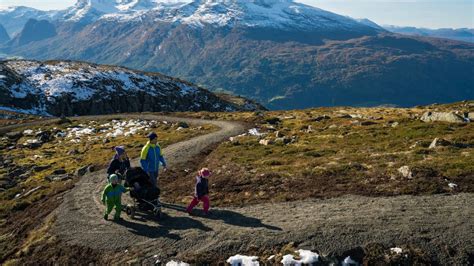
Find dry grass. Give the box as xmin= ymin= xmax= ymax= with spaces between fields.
xmin=168 ymin=101 xmax=474 ymax=206
xmin=0 ymin=117 xmax=217 ymax=216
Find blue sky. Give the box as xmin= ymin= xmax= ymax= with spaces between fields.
xmin=0 ymin=0 xmax=472 ymax=28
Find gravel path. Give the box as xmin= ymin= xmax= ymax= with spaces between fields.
xmin=11 ymin=114 xmax=471 ymax=264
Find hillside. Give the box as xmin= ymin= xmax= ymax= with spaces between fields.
xmin=3 ymin=1 xmax=472 ymax=109
xmin=0 ymin=60 xmax=264 ymax=116
xmin=0 ymin=102 xmax=472 ymax=265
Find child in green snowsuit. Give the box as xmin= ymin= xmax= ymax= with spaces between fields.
xmin=102 ymin=174 xmax=128 ymax=221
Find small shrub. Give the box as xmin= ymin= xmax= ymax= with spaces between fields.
xmin=263 ymin=160 xmax=283 ymax=166
xmin=304 ymin=151 xmax=322 ymax=157
xmin=265 ymin=117 xmax=281 ymax=125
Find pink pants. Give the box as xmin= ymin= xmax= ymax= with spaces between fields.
xmin=186 ymin=195 xmax=210 ymax=214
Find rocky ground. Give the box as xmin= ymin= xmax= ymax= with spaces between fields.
xmin=0 ymin=102 xmax=473 ymax=265
xmin=0 ymin=114 xmax=216 ymax=262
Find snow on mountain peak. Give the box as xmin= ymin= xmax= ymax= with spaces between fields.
xmin=164 ymin=0 xmax=368 ymax=30
xmin=2 ymin=0 xmax=376 ymax=31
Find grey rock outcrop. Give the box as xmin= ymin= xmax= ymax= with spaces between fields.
xmin=420 ymin=112 xmax=466 ymax=123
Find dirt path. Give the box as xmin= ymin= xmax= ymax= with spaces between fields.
xmin=26 ymin=114 xmax=472 ymax=264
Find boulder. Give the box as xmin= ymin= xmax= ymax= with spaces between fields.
xmin=264 ymin=125 xmax=277 ymax=132
xmin=337 ymin=114 xmax=352 ymax=119
xmin=360 ymin=121 xmax=377 ymax=126
xmin=87 ymin=165 xmax=95 ymax=173
xmin=468 ymin=113 xmax=474 ymax=121
xmin=45 ymin=174 xmax=72 ymax=182
xmin=36 ymin=131 xmax=52 ymax=143
xmin=53 ymin=169 xmax=67 ymax=175
xmin=420 ymin=111 xmax=466 ymax=123
xmin=32 ymin=165 xmax=51 ymax=172
xmin=275 ymin=137 xmax=291 ymax=145
xmin=75 ymin=166 xmax=89 ymax=177
xmin=67 ymin=149 xmax=80 ymax=155
xmin=177 ymin=121 xmax=189 ymax=128
xmin=310 ymin=115 xmax=331 ymax=122
xmin=265 ymin=117 xmax=281 ymax=125
xmin=5 ymin=131 xmax=23 ymax=141
xmin=259 ymin=139 xmax=272 ymax=146
xmin=429 ymin=138 xmax=451 ymax=149
xmin=23 ymin=139 xmax=42 ymax=149
xmin=0 ymin=178 xmax=16 ymax=189
xmin=398 ymin=166 xmax=413 ymax=179
xmin=275 ymin=131 xmax=285 ymax=138
xmin=18 ymin=173 xmax=30 ymax=180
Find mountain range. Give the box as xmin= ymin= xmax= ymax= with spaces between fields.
xmin=1 ymin=0 xmax=473 ymax=109
xmin=384 ymin=26 xmax=474 ymax=43
xmin=0 ymin=59 xmax=263 ymax=116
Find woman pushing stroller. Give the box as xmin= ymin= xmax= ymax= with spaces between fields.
xmin=107 ymin=146 xmax=131 ymax=179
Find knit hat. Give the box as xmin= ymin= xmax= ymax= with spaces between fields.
xmin=148 ymin=132 xmax=158 ymax=140
xmin=199 ymin=168 xmax=211 ymax=177
xmin=109 ymin=174 xmax=119 ymax=183
xmin=114 ymin=146 xmax=125 ymax=156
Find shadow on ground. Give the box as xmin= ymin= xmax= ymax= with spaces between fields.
xmin=162 ymin=202 xmax=282 ymax=231
xmin=117 ymin=211 xmax=213 ymax=240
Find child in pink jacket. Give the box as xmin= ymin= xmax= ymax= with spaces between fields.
xmin=186 ymin=168 xmax=211 ymax=215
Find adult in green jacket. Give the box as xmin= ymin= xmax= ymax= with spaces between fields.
xmin=102 ymin=174 xmax=129 ymax=221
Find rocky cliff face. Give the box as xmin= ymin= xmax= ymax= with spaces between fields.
xmin=0 ymin=60 xmax=264 ymax=116
xmin=10 ymin=19 xmax=57 ymax=46
xmin=0 ymin=24 xmax=9 ymax=44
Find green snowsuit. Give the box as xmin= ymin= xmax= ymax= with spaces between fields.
xmin=101 ymin=183 xmax=128 ymax=220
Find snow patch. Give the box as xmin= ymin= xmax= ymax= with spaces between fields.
xmin=281 ymin=249 xmax=319 ymax=265
xmin=248 ymin=128 xmax=263 ymax=136
xmin=227 ymin=254 xmax=260 ymax=266
xmin=342 ymin=256 xmax=358 ymax=266
xmin=390 ymin=247 xmax=403 ymax=254
xmin=165 ymin=261 xmax=189 ymax=266
xmin=23 ymin=129 xmax=34 ymax=136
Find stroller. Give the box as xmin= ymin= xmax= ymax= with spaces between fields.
xmin=122 ymin=167 xmax=162 ymax=219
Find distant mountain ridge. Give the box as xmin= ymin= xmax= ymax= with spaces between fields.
xmin=0 ymin=60 xmax=264 ymax=116
xmin=1 ymin=1 xmax=473 ymax=109
xmin=384 ymin=25 xmax=474 ymax=43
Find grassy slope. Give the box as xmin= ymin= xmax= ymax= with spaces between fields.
xmin=168 ymin=101 xmax=473 ymax=206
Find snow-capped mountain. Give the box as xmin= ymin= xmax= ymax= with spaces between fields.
xmin=1 ymin=0 xmax=378 ymax=31
xmin=147 ymin=0 xmax=373 ymax=30
xmin=1 ymin=0 xmax=473 ymax=109
xmin=0 ymin=60 xmax=263 ymax=116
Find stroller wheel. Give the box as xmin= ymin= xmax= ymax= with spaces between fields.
xmin=125 ymin=205 xmax=135 ymax=218
xmin=153 ymin=209 xmax=161 ymax=219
